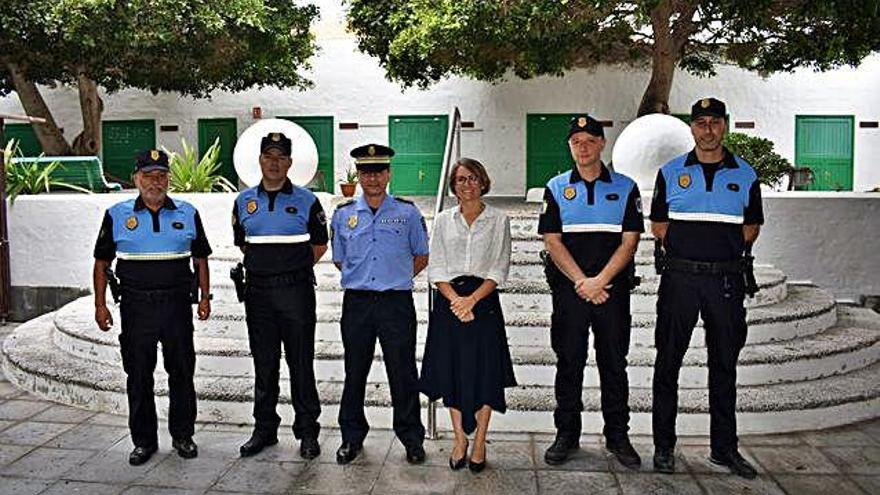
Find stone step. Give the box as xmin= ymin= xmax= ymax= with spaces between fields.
xmin=50 ymin=297 xmax=877 ymax=388
xmin=203 ymin=284 xmax=837 ymax=337
xmin=4 ymin=315 xmax=879 ymax=434
xmin=202 ymin=261 xmax=788 ymax=309
xmin=60 ymin=285 xmax=834 ymax=354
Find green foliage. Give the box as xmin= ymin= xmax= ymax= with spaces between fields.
xmin=339 ymin=165 xmax=358 ymax=185
xmin=723 ymin=133 xmax=793 ymax=187
xmin=345 ymin=0 xmax=880 ymax=88
xmin=164 ymin=138 xmax=237 ymax=193
xmin=0 ymin=0 xmax=320 ymax=97
xmin=3 ymin=139 xmax=91 ymax=202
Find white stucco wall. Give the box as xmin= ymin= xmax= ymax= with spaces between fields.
xmin=1 ymin=0 xmax=879 ymax=194
xmin=6 ymin=193 xmax=879 ymax=299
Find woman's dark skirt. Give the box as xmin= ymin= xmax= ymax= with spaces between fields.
xmin=419 ymin=276 xmax=517 ymax=435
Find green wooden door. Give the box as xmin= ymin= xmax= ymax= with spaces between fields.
xmin=2 ymin=123 xmax=42 ymax=156
xmin=388 ymin=115 xmax=448 ymax=195
xmin=198 ymin=118 xmax=238 ymax=183
xmin=102 ymin=119 xmax=155 ymax=185
xmin=282 ymin=116 xmax=334 ymax=192
xmin=795 ymin=116 xmax=854 ymax=191
xmin=526 ymin=114 xmax=578 ymax=189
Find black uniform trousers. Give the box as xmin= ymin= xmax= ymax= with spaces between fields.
xmin=118 ymin=287 xmax=196 ymax=449
xmin=244 ymin=278 xmax=321 ymax=440
xmin=339 ymin=290 xmax=425 ymax=447
xmin=550 ymin=282 xmax=632 ymax=442
xmin=652 ymin=270 xmax=748 ymax=454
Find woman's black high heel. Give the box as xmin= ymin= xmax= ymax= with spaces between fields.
xmin=468 ymin=442 xmax=486 ymax=473
xmin=468 ymin=456 xmax=486 ymax=473
xmin=449 ymin=439 xmax=468 ymax=471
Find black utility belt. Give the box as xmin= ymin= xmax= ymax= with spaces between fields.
xmin=120 ymin=285 xmax=190 ymax=298
xmin=345 ymin=289 xmax=412 ymax=297
xmin=247 ymin=269 xmax=314 ymax=287
xmin=664 ymin=257 xmax=745 ymax=275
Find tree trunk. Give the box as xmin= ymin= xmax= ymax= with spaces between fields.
xmin=71 ymin=71 xmax=103 ymax=156
xmin=6 ymin=63 xmax=73 ymax=155
xmin=636 ymin=3 xmax=676 ymax=117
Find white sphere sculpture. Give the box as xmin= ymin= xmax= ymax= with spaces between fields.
xmin=233 ymin=118 xmax=319 ymax=187
xmin=612 ymin=114 xmax=693 ymax=192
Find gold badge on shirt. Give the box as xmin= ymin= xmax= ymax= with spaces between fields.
xmin=125 ymin=216 xmax=138 ymax=230
xmin=563 ymin=186 xmax=577 ymax=200
xmin=246 ymin=199 xmax=258 ymax=214
xmin=348 ymin=214 xmax=359 ymax=229
xmin=678 ymin=173 xmax=692 ymax=189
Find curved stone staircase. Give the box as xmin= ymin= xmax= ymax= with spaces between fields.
xmin=3 ymin=206 xmax=879 ymax=434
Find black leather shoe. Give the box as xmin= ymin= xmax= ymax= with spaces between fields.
xmin=336 ymin=442 xmax=362 ymax=465
xmin=300 ymin=436 xmax=321 ymax=460
xmin=544 ymin=436 xmax=579 ymax=465
xmin=449 ymin=439 xmax=468 ymax=471
xmin=710 ymin=450 xmax=758 ymax=479
xmin=172 ymin=437 xmax=198 ymax=459
xmin=405 ymin=442 xmax=426 ymax=465
xmin=653 ymin=447 xmax=675 ymax=474
xmin=606 ymin=437 xmax=641 ymax=469
xmin=239 ymin=432 xmax=278 ymax=457
xmin=128 ymin=445 xmax=158 ymax=466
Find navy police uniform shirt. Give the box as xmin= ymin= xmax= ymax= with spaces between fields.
xmin=94 ymin=196 xmax=212 ymax=290
xmin=331 ymin=194 xmax=429 ymax=291
xmin=538 ymin=164 xmax=644 ymax=280
xmin=232 ymin=179 xmax=328 ymax=276
xmin=650 ymin=148 xmax=764 ymax=262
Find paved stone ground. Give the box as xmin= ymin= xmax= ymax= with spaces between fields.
xmin=1 ymin=324 xmax=879 ymax=494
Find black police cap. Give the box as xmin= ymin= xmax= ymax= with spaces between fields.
xmin=134 ymin=149 xmax=170 ymax=172
xmin=350 ymin=144 xmax=395 ymax=172
xmin=568 ymin=114 xmax=604 ymax=139
xmin=260 ymin=132 xmax=292 ymax=156
xmin=691 ymin=97 xmax=726 ymax=120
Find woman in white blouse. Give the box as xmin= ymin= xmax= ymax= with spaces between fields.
xmin=419 ymin=158 xmax=516 ymax=473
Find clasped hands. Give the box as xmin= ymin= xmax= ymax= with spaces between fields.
xmin=573 ymin=277 xmax=613 ymax=305
xmin=449 ymin=294 xmax=477 ymax=322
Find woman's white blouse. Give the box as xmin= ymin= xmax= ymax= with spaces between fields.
xmin=428 ymin=204 xmax=512 ymax=287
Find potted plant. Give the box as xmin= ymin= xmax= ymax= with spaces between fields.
xmin=339 ymin=165 xmax=358 ymax=197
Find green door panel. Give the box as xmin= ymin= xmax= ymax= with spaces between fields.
xmin=198 ymin=118 xmax=238 ymax=183
xmin=795 ymin=116 xmax=854 ymax=191
xmin=388 ymin=115 xmax=448 ymax=196
xmin=102 ymin=119 xmax=156 ymax=185
xmin=2 ymin=123 xmax=42 ymax=156
xmin=526 ymin=114 xmax=577 ymax=189
xmin=282 ymin=116 xmax=334 ymax=192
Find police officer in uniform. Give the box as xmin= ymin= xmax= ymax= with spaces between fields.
xmin=539 ymin=115 xmax=644 ymax=468
xmin=650 ymin=98 xmax=762 ymax=479
xmin=93 ymin=149 xmax=212 ymax=465
xmin=330 ymin=144 xmax=428 ymax=465
xmin=233 ymin=132 xmax=327 ymax=459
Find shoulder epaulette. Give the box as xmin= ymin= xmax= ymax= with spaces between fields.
xmin=394 ymin=197 xmax=414 ymax=205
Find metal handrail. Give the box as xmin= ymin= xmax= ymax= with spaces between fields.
xmin=425 ymin=107 xmax=462 ymax=440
